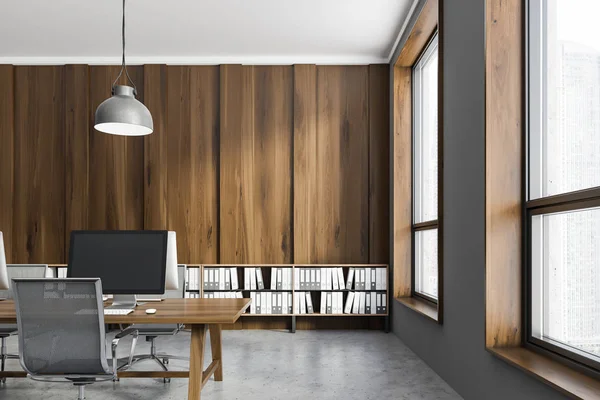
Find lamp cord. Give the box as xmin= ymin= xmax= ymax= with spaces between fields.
xmin=112 ymin=0 xmax=137 ymax=95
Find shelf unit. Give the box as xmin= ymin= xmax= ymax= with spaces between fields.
xmin=48 ymin=263 xmax=389 ymax=332
xmin=191 ymin=264 xmax=389 ymax=332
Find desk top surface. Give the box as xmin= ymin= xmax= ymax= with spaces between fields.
xmin=0 ymin=298 xmax=251 ymax=325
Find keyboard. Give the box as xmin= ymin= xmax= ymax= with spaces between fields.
xmin=104 ymin=309 xmax=134 ymax=316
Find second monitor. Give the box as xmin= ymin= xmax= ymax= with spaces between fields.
xmin=68 ymin=230 xmax=176 ymax=309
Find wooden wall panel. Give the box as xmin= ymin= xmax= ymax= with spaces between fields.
xmin=294 ymin=66 xmax=370 ymax=264
xmin=144 ymin=64 xmax=168 ymax=230
xmin=293 ymin=65 xmax=318 ymax=264
xmin=252 ymin=66 xmax=293 ymax=263
xmin=13 ymin=66 xmax=65 ymax=263
xmin=368 ymin=65 xmax=390 ymax=263
xmin=393 ymin=67 xmax=412 ymax=298
xmin=64 ymin=65 xmax=89 ymax=254
xmin=220 ymin=65 xmax=293 ymax=264
xmin=88 ymin=66 xmax=145 ymax=230
xmin=485 ymin=0 xmax=523 ymax=348
xmin=220 ymin=65 xmax=248 ymax=263
xmin=167 ymin=66 xmax=219 ymax=263
xmin=0 ymin=66 xmax=13 ymax=262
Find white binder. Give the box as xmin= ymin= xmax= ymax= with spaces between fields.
xmin=344 ymin=292 xmax=355 ymax=314
xmin=230 ymin=267 xmax=239 ymax=290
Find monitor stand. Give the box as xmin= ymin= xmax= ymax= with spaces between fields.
xmin=106 ymin=294 xmax=137 ymax=310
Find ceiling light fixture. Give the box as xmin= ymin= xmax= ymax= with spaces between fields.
xmin=94 ymin=0 xmax=153 ymax=136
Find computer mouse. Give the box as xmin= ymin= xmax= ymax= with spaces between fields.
xmin=146 ymin=308 xmax=157 ymax=314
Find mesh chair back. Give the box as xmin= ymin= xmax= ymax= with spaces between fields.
xmin=12 ymin=278 xmax=110 ymax=376
xmin=0 ymin=265 xmax=48 ymax=299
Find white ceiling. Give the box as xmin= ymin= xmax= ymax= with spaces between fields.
xmin=0 ymin=0 xmax=416 ymax=65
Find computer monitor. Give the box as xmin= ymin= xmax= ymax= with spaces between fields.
xmin=0 ymin=232 xmax=8 ymax=290
xmin=68 ymin=230 xmax=169 ymax=308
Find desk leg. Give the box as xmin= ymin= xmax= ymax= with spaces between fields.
xmin=188 ymin=324 xmax=207 ymax=400
xmin=208 ymin=324 xmax=223 ymax=381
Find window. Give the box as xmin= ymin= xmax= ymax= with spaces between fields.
xmin=527 ymin=0 xmax=600 ymax=372
xmin=413 ymin=33 xmax=439 ymax=303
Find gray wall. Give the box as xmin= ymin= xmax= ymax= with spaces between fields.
xmin=390 ymin=1 xmax=568 ymax=399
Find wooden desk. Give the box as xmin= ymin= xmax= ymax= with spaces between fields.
xmin=0 ymin=298 xmax=251 ymax=400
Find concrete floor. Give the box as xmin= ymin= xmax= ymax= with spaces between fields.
xmin=0 ymin=330 xmax=461 ymax=400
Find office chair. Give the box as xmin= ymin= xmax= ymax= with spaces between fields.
xmin=12 ymin=278 xmax=138 ymax=400
xmin=0 ymin=264 xmax=48 ymax=383
xmin=121 ymin=265 xmax=187 ymax=383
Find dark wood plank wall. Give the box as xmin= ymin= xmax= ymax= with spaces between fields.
xmin=0 ymin=64 xmax=389 ymax=267
xmin=13 ymin=66 xmax=66 ymax=263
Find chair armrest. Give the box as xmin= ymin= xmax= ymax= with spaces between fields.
xmin=111 ymin=328 xmax=139 ymax=377
xmin=115 ymin=327 xmax=138 ymax=340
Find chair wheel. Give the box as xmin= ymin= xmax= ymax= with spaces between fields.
xmin=1 ymin=378 xmax=6 ymax=384
xmin=113 ymin=377 xmax=120 ymax=382
xmin=164 ymin=378 xmax=171 ymax=383
xmin=163 ymin=358 xmax=169 ymax=365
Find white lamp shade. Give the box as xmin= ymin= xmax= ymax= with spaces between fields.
xmin=94 ymin=85 xmax=153 ymax=136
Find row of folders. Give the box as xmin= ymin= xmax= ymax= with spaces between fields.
xmin=297 ymin=292 xmax=387 ymax=315
xmin=187 ymin=267 xmax=388 ymax=292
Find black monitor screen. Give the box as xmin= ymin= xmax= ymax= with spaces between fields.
xmin=68 ymin=231 xmax=168 ymax=294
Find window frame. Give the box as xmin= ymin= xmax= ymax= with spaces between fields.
xmin=411 ymin=32 xmax=440 ymax=305
xmin=524 ymin=0 xmax=600 ymax=375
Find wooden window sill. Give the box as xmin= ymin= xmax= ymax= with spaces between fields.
xmin=488 ymin=347 xmax=600 ymax=399
xmin=395 ymin=296 xmax=439 ymax=323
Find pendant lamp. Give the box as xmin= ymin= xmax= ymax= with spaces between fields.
xmin=94 ymin=0 xmax=153 ymax=136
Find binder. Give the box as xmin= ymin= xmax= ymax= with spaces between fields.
xmin=359 ymin=268 xmax=366 ymax=290
xmin=231 ymin=267 xmax=239 ymax=290
xmin=244 ymin=268 xmax=250 ymax=290
xmin=352 ymin=291 xmax=360 ymax=314
xmin=358 ymin=292 xmax=366 ymax=314
xmin=282 ymin=268 xmax=288 ymax=290
xmin=294 ymin=268 xmax=300 ymax=290
xmin=305 ymin=292 xmax=314 ymax=313
xmin=283 ymin=292 xmax=288 ymax=314
xmin=332 ymin=292 xmax=338 ymax=314
xmin=288 ymin=293 xmax=293 ymax=313
xmin=338 ymin=293 xmax=344 ymax=314
xmin=344 ymin=292 xmax=355 ymax=314
xmin=255 ymin=292 xmax=261 ymax=314
xmin=381 ymin=293 xmax=387 ymax=314
xmin=346 ymin=268 xmax=355 ymax=290
xmin=365 ymin=292 xmax=371 ymax=314
xmin=224 ymin=269 xmax=230 ymax=290
xmin=381 ymin=268 xmax=387 ymax=292
xmin=249 ymin=268 xmax=257 ymax=290
xmin=271 ymin=268 xmax=277 ymax=290
xmin=299 ymin=269 xmax=305 ymax=290
xmin=310 ymin=268 xmax=316 ymax=290
xmin=316 ymin=269 xmax=321 ymax=290
xmin=276 ymin=268 xmax=283 ymax=290
xmin=326 ymin=292 xmax=332 ymax=314
xmin=332 ymin=268 xmax=340 ymax=290
xmin=256 ymin=268 xmax=265 ymax=290
xmin=367 ymin=268 xmax=377 ymax=290
xmin=320 ymin=292 xmax=327 ymax=314
xmin=293 ymin=292 xmax=299 ymax=314
xmin=336 ymin=268 xmax=345 ymax=290
xmin=300 ymin=292 xmax=306 ymax=314
xmin=376 ymin=294 xmax=382 ymax=314
xmin=250 ymin=292 xmax=256 ymax=314
xmin=203 ymin=269 xmax=209 ymax=290
xmin=375 ymin=268 xmax=381 ymax=290
xmin=365 ymin=268 xmax=371 ymax=291
xmin=285 ymin=268 xmax=292 ymax=290
xmin=277 ymin=293 xmax=283 ymax=314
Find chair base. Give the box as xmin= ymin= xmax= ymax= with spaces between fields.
xmin=120 ymin=336 xmax=189 ymax=383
